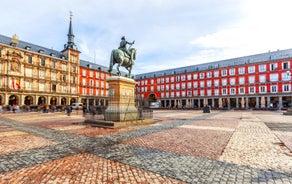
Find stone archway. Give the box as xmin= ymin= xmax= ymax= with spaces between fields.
xmin=146 ymin=93 xmax=157 ymax=107
xmin=38 ymin=96 xmax=46 ymax=105
xmin=283 ymin=96 xmax=292 ymax=108
xmin=230 ymin=98 xmax=237 ymax=108
xmin=24 ymin=95 xmax=33 ymax=105
xmin=70 ymin=98 xmax=76 ymax=105
xmin=248 ymin=97 xmax=257 ymax=108
xmin=0 ymin=95 xmax=2 ymax=105
xmin=50 ymin=96 xmax=57 ymax=105
xmin=9 ymin=95 xmax=19 ymax=105
xmin=61 ymin=97 xmax=66 ymax=105
xmin=148 ymin=93 xmax=156 ymax=102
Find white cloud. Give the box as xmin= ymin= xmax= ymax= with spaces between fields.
xmin=190 ymin=0 xmax=292 ymax=63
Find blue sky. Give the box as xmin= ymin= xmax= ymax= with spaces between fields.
xmin=1 ymin=0 xmax=292 ymax=74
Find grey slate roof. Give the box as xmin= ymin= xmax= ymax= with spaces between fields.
xmin=134 ymin=48 xmax=292 ymax=79
xmin=0 ymin=34 xmax=65 ymax=59
xmin=80 ymin=60 xmax=129 ymax=76
xmin=80 ymin=60 xmax=109 ymax=71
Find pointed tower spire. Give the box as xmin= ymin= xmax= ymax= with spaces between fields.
xmin=64 ymin=11 xmax=78 ymax=50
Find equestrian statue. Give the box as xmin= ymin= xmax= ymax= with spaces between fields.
xmin=108 ymin=36 xmax=136 ymax=77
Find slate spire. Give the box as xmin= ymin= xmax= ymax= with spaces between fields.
xmin=64 ymin=12 xmax=78 ymax=50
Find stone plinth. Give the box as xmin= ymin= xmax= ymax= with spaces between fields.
xmin=105 ymin=76 xmax=138 ymax=122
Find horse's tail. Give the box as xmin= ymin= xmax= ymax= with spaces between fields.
xmin=108 ymin=50 xmax=114 ymax=73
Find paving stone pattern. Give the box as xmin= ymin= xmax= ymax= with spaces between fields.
xmin=0 ymin=112 xmax=292 ymax=183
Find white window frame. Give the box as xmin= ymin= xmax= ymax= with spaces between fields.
xmin=283 ymin=84 xmax=291 ymax=92
xmin=214 ymin=89 xmax=219 ymax=96
xmin=259 ymin=75 xmax=266 ymax=83
xmin=249 ymin=76 xmax=255 ymax=83
xmin=270 ymin=63 xmax=277 ymax=71
xmin=238 ymin=67 xmax=245 ymax=74
xmin=230 ymin=88 xmax=236 ymax=95
xmin=214 ymin=71 xmax=219 ymax=77
xmin=239 ymin=77 xmax=245 ymax=85
xmin=207 ymin=89 xmax=212 ymax=96
xmin=229 ymin=68 xmax=235 ymax=75
xmin=222 ymin=79 xmax=227 ymax=86
xmin=271 ymin=85 xmax=278 ymax=93
xmin=207 ymin=80 xmax=212 ymax=87
xmin=270 ymin=74 xmax=278 ymax=82
xmin=222 ymin=88 xmax=227 ymax=95
xmin=214 ymin=80 xmax=219 ymax=86
xmin=248 ymin=66 xmax=255 ymax=73
xmin=259 ymin=64 xmax=266 ymax=72
xmin=259 ymin=86 xmax=266 ymax=93
xmin=200 ymin=89 xmax=205 ymax=96
xmin=221 ymin=70 xmax=227 ymax=76
xmin=207 ymin=72 xmax=212 ymax=78
xmin=230 ymin=78 xmax=236 ymax=85
xmin=249 ymin=86 xmax=255 ymax=94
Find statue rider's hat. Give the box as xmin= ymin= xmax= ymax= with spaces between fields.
xmin=121 ymin=36 xmax=125 ymax=40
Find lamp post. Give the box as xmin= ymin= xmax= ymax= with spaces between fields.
xmin=287 ymin=70 xmax=292 ymax=106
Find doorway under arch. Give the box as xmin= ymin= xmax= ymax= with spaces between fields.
xmin=38 ymin=96 xmax=46 ymax=105
xmin=147 ymin=93 xmax=157 ymax=107
xmin=70 ymin=98 xmax=76 ymax=105
xmin=61 ymin=97 xmax=66 ymax=105
xmin=24 ymin=95 xmax=33 ymax=105
xmin=50 ymin=96 xmax=57 ymax=105
xmin=9 ymin=95 xmax=19 ymax=105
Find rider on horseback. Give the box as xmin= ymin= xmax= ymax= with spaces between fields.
xmin=118 ymin=36 xmax=135 ymax=64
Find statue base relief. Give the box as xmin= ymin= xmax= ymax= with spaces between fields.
xmin=84 ymin=76 xmax=154 ymax=128
xmin=105 ymin=76 xmax=138 ymax=121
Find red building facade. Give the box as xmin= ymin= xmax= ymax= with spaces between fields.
xmin=79 ymin=61 xmax=110 ymax=107
xmin=135 ymin=49 xmax=292 ymax=109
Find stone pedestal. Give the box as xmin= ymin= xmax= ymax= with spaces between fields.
xmin=105 ymin=76 xmax=138 ymax=122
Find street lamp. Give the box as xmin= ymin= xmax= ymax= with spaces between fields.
xmin=286 ymin=70 xmax=292 ymax=113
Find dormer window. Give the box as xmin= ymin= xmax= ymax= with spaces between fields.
xmin=25 ymin=46 xmax=31 ymax=50
xmin=50 ymin=53 xmax=55 ymax=57
xmin=10 ymin=34 xmax=19 ymax=46
xmin=38 ymin=49 xmax=44 ymax=53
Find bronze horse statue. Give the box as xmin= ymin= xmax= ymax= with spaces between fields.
xmin=108 ymin=48 xmax=136 ymax=77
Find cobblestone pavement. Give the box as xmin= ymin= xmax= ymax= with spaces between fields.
xmin=0 ymin=110 xmax=292 ymax=183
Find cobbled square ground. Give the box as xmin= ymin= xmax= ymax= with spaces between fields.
xmin=125 ymin=127 xmax=233 ymax=160
xmin=0 ymin=153 xmax=183 ymax=184
xmin=0 ymin=110 xmax=292 ymax=183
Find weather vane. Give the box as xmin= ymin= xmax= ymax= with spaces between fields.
xmin=70 ymin=11 xmax=73 ymax=19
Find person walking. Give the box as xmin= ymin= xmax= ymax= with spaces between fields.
xmin=65 ymin=105 xmax=71 ymax=116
